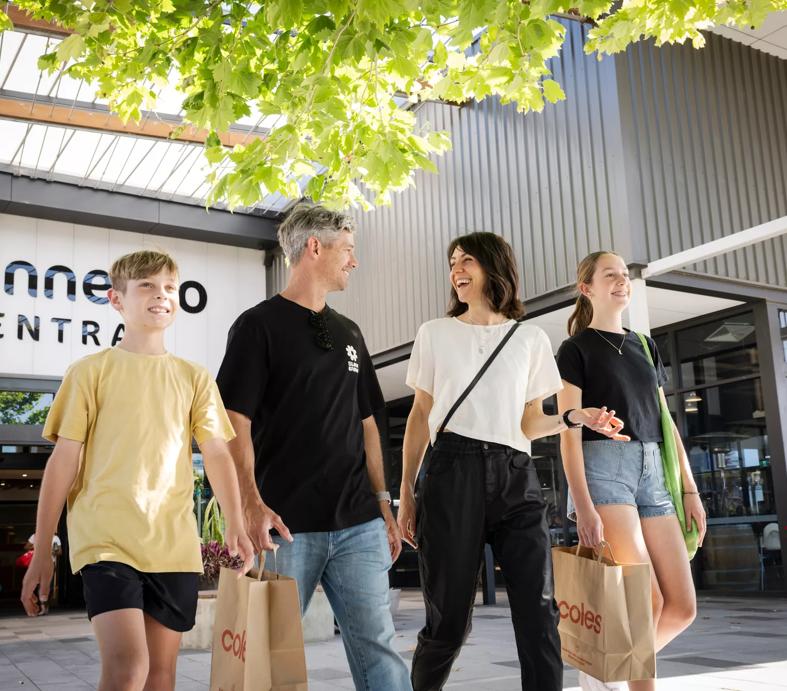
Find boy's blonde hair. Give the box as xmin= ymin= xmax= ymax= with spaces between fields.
xmin=110 ymin=250 xmax=179 ymax=293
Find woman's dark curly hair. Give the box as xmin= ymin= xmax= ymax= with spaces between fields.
xmin=446 ymin=232 xmax=525 ymax=319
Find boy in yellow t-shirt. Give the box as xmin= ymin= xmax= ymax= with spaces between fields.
xmin=21 ymin=250 xmax=253 ymax=691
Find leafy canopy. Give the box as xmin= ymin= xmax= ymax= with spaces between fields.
xmin=5 ymin=1 xmax=787 ymax=209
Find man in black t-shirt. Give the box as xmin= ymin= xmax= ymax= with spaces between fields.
xmin=217 ymin=202 xmax=411 ymax=691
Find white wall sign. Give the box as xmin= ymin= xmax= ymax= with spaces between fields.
xmin=0 ymin=213 xmax=266 ymax=378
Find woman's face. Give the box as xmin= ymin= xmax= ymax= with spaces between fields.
xmin=582 ymin=253 xmax=631 ymax=312
xmin=449 ymin=246 xmax=487 ymax=306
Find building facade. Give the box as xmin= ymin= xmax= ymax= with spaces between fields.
xmin=266 ymin=24 xmax=787 ymax=592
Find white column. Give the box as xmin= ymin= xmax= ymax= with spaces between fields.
xmin=626 ymin=278 xmax=651 ymax=335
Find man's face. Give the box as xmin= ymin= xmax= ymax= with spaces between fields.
xmin=109 ymin=269 xmax=180 ymax=331
xmin=319 ymin=231 xmax=358 ymax=291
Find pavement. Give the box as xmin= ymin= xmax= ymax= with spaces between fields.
xmin=0 ymin=590 xmax=785 ymax=690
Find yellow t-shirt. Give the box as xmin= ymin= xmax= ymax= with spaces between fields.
xmin=43 ymin=347 xmax=235 ymax=574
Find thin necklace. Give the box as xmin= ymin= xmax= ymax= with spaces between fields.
xmin=462 ymin=312 xmax=508 ymax=326
xmin=592 ymin=328 xmax=627 ymax=355
xmin=461 ymin=313 xmax=508 ymax=354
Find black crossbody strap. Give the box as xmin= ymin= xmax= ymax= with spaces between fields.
xmin=436 ymin=319 xmax=523 ymax=437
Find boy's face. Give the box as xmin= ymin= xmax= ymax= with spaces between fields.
xmin=108 ymin=269 xmax=179 ymax=331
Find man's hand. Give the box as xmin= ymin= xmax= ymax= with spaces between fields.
xmin=244 ymin=499 xmax=292 ymax=553
xmin=21 ymin=554 xmax=53 ymax=616
xmin=380 ymin=502 xmax=402 ymax=563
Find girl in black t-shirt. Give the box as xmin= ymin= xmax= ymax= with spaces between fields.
xmin=556 ymin=251 xmax=706 ymax=691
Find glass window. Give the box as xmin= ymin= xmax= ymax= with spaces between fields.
xmin=0 ymin=391 xmax=53 ymax=424
xmin=683 ymin=379 xmax=771 ymax=518
xmin=652 ymin=333 xmax=673 ymax=391
xmin=701 ymin=521 xmax=781 ymax=591
xmin=779 ymin=309 xmax=787 ymax=364
xmin=678 ymin=312 xmax=758 ymax=387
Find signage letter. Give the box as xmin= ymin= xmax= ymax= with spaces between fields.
xmin=83 ymin=270 xmax=111 ymax=305
xmin=17 ymin=315 xmax=40 ymax=341
xmin=51 ymin=317 xmax=72 ymax=344
xmin=44 ymin=265 xmax=76 ymax=301
xmin=180 ymin=280 xmax=207 ymax=314
xmin=4 ymin=261 xmax=37 ymax=297
xmin=82 ymin=320 xmax=100 ymax=346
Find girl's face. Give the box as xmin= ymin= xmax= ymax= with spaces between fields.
xmin=581 ymin=254 xmax=631 ymax=312
xmin=449 ymin=246 xmax=487 ymax=306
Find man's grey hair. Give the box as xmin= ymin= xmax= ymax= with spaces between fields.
xmin=277 ymin=202 xmax=355 ymax=265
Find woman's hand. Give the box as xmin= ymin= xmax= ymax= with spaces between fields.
xmin=573 ymin=407 xmax=631 ymax=441
xmin=683 ymin=492 xmax=707 ymax=547
xmin=397 ymin=489 xmax=417 ymax=549
xmin=575 ymin=506 xmax=605 ymax=548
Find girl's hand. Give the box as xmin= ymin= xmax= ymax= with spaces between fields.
xmin=683 ymin=492 xmax=707 ymax=546
xmin=397 ymin=489 xmax=417 ymax=549
xmin=575 ymin=506 xmax=605 ymax=548
xmin=575 ymin=407 xmax=631 ymax=441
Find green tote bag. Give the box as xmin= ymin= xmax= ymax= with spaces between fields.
xmin=636 ymin=332 xmax=699 ymax=560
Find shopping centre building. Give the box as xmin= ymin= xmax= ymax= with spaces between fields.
xmin=1 ymin=11 xmax=786 ymax=609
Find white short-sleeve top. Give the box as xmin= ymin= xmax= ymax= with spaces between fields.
xmin=406 ymin=317 xmax=563 ymax=454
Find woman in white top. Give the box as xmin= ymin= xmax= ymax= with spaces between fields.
xmin=397 ymin=232 xmax=627 ymax=691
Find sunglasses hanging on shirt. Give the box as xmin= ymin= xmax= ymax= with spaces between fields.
xmin=309 ymin=309 xmax=334 ymax=351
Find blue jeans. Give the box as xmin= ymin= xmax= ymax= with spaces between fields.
xmin=265 ymin=518 xmax=412 ymax=691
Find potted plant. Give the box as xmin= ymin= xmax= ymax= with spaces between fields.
xmin=199 ymin=496 xmax=244 ymax=591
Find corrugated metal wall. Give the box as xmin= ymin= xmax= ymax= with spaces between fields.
xmin=305 ymin=22 xmax=631 ymax=354
xmin=268 ymin=26 xmax=787 ymax=355
xmin=617 ymin=32 xmax=787 ymax=284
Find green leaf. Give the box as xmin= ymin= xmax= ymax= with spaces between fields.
xmin=55 ymin=34 xmax=86 ymax=64
xmin=542 ymin=78 xmax=565 ymax=104
xmin=0 ymin=11 xmax=12 ymax=32
xmin=37 ymin=52 xmax=59 ymax=73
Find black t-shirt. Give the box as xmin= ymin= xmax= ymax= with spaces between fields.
xmin=216 ymin=294 xmax=384 ymax=534
xmin=555 ymin=329 xmax=668 ymax=443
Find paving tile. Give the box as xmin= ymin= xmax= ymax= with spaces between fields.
xmin=310 ymin=667 xmax=352 ymax=681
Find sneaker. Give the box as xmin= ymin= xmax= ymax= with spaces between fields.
xmin=579 ymin=670 xmax=626 ymax=690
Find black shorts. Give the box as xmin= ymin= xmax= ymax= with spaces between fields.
xmin=81 ymin=561 xmax=199 ymax=632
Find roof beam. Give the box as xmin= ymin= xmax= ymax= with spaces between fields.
xmin=0 ymin=171 xmax=281 ymax=249
xmin=2 ymin=5 xmax=72 ymax=38
xmin=642 ymin=216 xmax=787 ymax=279
xmin=0 ymin=90 xmax=266 ymax=146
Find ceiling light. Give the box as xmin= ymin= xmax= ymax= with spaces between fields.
xmin=685 ymin=392 xmax=702 ymax=403
xmin=704 ymin=322 xmax=755 ymax=343
xmin=21 ymin=473 xmax=27 ymax=478
xmin=685 ymin=404 xmax=698 ymax=413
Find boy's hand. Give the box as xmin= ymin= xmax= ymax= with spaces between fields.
xmin=224 ymin=524 xmax=255 ymax=576
xmin=20 ymin=554 xmax=53 ymax=616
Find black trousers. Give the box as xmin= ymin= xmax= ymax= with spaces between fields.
xmin=411 ymin=433 xmax=563 ymax=691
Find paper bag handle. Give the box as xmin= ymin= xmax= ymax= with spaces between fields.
xmin=575 ymin=540 xmax=618 ymax=564
xmin=256 ymin=544 xmax=280 ymax=581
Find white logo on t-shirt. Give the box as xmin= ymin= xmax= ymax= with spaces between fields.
xmin=346 ymin=345 xmax=359 ymax=373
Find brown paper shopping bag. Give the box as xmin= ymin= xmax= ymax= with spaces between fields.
xmin=552 ymin=543 xmax=655 ymax=683
xmin=209 ymin=566 xmax=308 ymax=691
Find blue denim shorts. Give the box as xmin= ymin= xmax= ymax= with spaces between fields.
xmin=567 ymin=440 xmax=676 ymax=521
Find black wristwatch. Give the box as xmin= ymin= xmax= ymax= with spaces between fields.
xmin=562 ymin=409 xmax=582 ymax=429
